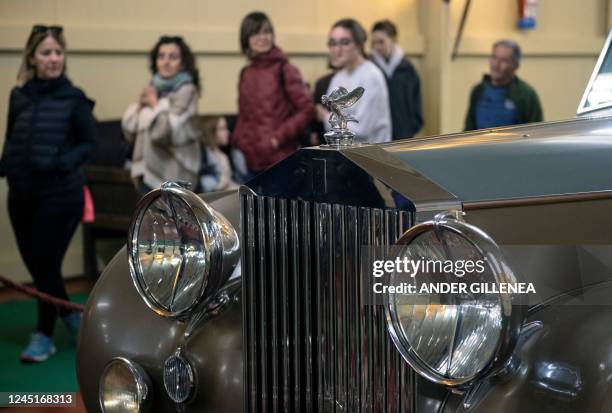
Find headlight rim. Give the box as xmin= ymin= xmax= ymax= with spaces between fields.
xmin=385 ymin=212 xmax=524 ymax=388
xmin=99 ymin=357 xmax=152 ymax=413
xmin=127 ymin=182 xmax=224 ymax=318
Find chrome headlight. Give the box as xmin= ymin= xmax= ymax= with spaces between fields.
xmin=99 ymin=358 xmax=152 ymax=413
xmin=385 ymin=212 xmax=523 ymax=387
xmin=128 ymin=182 xmax=239 ymax=318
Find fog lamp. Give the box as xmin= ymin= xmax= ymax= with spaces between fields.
xmin=163 ymin=349 xmax=195 ymax=403
xmin=99 ymin=357 xmax=151 ymax=413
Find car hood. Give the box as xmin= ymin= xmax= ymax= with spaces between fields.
xmin=246 ymin=116 xmax=612 ymax=208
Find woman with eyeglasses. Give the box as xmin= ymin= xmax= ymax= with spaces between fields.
xmin=122 ymin=35 xmax=201 ymax=195
xmin=232 ymin=11 xmax=314 ymax=177
xmin=321 ymin=18 xmax=391 ymax=143
xmin=0 ymin=25 xmax=96 ymax=362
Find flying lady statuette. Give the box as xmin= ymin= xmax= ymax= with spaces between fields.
xmin=321 ymin=86 xmax=364 ymax=147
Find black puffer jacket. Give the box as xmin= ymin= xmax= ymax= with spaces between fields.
xmin=0 ymin=76 xmax=96 ymax=197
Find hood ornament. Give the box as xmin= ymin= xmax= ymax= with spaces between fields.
xmin=321 ymin=86 xmax=364 ymax=147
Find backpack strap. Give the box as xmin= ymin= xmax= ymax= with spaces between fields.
xmin=240 ymin=61 xmax=294 ymax=107
xmin=238 ymin=66 xmax=247 ymax=84
xmin=278 ymin=60 xmax=288 ymax=100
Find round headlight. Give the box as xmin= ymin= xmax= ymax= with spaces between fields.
xmin=99 ymin=358 xmax=151 ymax=413
xmin=385 ymin=212 xmax=523 ymax=387
xmin=128 ymin=182 xmax=239 ymax=318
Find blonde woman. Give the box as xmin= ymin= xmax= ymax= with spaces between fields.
xmin=0 ymin=25 xmax=96 ymax=362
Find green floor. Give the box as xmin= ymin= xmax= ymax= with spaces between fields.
xmin=0 ymin=293 xmax=88 ymax=392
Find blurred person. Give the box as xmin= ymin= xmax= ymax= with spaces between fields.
xmin=232 ymin=11 xmax=314 ymax=176
xmin=196 ymin=116 xmax=239 ymax=192
xmin=122 ymin=35 xmax=201 ymax=195
xmin=320 ymin=18 xmax=391 ymax=143
xmin=371 ymin=19 xmax=422 ymax=140
xmin=464 ymin=39 xmax=542 ymax=131
xmin=0 ymin=25 xmax=96 ymax=362
xmin=219 ymin=115 xmax=249 ymax=184
xmin=310 ymin=60 xmax=336 ymax=146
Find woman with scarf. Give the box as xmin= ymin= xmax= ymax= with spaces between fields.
xmin=233 ymin=12 xmax=314 ymax=177
xmin=370 ymin=20 xmax=423 ymax=140
xmin=0 ymin=25 xmax=96 ymax=361
xmin=122 ymin=35 xmax=201 ymax=195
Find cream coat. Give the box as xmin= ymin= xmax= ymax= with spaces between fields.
xmin=122 ymin=83 xmax=201 ymax=190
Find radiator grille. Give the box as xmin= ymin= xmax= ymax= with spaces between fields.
xmin=242 ymin=193 xmax=415 ymax=412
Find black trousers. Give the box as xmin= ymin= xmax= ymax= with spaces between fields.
xmin=8 ymin=192 xmax=83 ymax=336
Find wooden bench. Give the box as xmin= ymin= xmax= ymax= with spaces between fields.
xmin=82 ymin=120 xmax=138 ymax=278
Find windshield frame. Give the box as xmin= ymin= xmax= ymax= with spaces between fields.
xmin=577 ymin=30 xmax=612 ymax=116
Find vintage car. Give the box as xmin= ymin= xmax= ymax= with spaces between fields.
xmin=78 ymin=33 xmax=612 ymax=412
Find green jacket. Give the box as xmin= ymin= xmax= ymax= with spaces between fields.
xmin=464 ymin=74 xmax=543 ymax=131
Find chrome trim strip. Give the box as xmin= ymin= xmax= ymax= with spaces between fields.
xmin=278 ymin=199 xmax=290 ymax=411
xmin=289 ymin=200 xmax=302 ymax=411
xmin=242 ymin=194 xmax=257 ymax=413
xmin=414 ymin=201 xmax=463 ymax=224
xmin=403 ymin=211 xmax=416 ymax=413
xmin=315 ymin=203 xmax=333 ymax=411
xmin=384 ymin=209 xmax=399 ymax=412
xmin=358 ymin=207 xmax=373 ymax=411
xmin=371 ymin=208 xmax=384 ymax=411
xmin=266 ymin=197 xmax=280 ymax=413
xmin=333 ymin=204 xmax=347 ymax=410
xmin=463 ymin=190 xmax=612 ymax=210
xmin=256 ymin=197 xmax=268 ymax=411
xmin=301 ymin=201 xmax=314 ymax=412
xmin=346 ymin=206 xmax=359 ymax=412
xmin=400 ymin=366 xmax=414 ymax=412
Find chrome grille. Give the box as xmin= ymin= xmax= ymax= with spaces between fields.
xmin=242 ymin=193 xmax=415 ymax=412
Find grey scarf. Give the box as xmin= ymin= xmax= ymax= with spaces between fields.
xmin=152 ymin=71 xmax=193 ymax=96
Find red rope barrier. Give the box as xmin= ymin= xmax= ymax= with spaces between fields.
xmin=0 ymin=274 xmax=85 ymax=313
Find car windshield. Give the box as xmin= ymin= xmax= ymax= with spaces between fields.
xmin=578 ymin=30 xmax=612 ymax=115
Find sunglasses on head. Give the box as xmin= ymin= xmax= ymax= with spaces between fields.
xmin=160 ymin=35 xmax=184 ymax=43
xmin=31 ymin=25 xmax=63 ymax=35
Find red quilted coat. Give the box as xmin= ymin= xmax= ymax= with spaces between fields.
xmin=233 ymin=47 xmax=314 ymax=172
